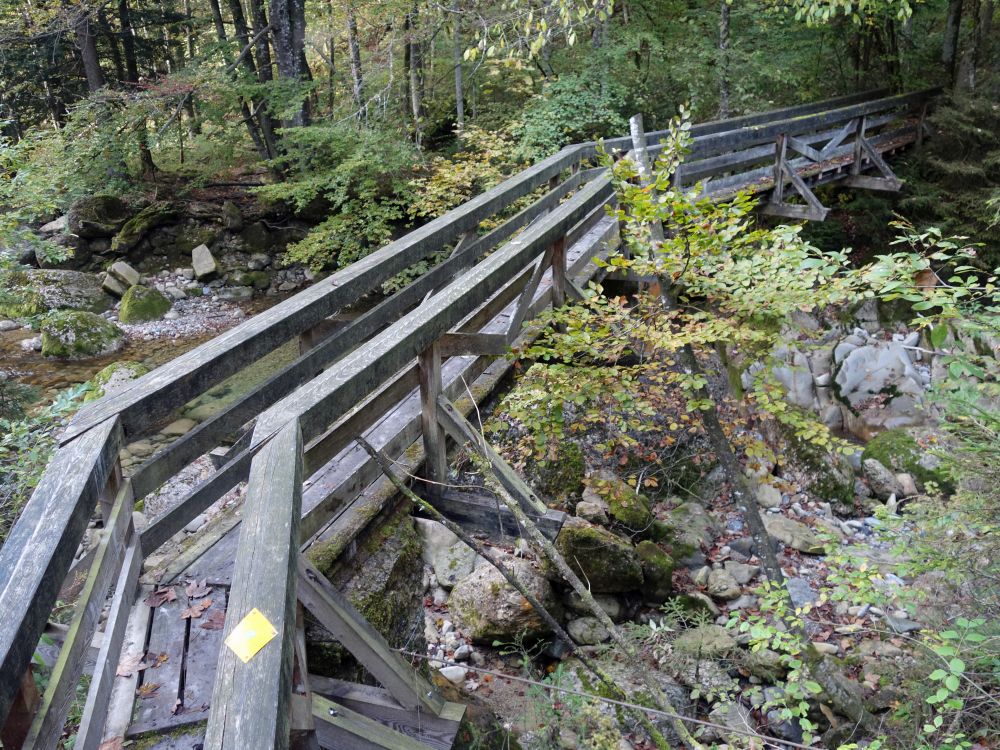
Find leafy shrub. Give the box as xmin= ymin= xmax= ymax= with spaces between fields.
xmin=258 ymin=125 xmax=419 ymax=270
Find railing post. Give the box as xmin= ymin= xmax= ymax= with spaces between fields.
xmin=418 ymin=341 xmax=447 ymax=497
xmin=773 ymin=133 xmax=787 ymax=204
xmin=851 ymin=115 xmax=868 ymax=176
xmin=550 ymin=236 xmax=568 ymax=310
xmin=0 ymin=672 xmax=39 ymax=750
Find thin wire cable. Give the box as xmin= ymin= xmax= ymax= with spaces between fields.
xmin=396 ymin=648 xmax=839 ymax=750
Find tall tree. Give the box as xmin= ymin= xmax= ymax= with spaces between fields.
xmin=269 ymin=0 xmax=310 ymax=125
xmin=74 ymin=12 xmax=106 ymax=91
xmin=346 ymin=3 xmax=365 ymax=120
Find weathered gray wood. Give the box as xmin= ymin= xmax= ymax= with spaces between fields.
xmin=64 ymin=147 xmax=583 ymax=444
xmin=132 ymin=589 xmax=188 ymax=734
xmin=309 ymin=677 xmax=463 ymax=750
xmin=842 ymin=174 xmax=902 ymax=191
xmin=75 ymin=534 xmax=142 ymax=750
xmin=435 ymin=397 xmax=548 ymax=515
xmin=418 ymin=343 xmax=447 ymax=497
xmin=297 ymin=557 xmax=443 ymax=715
xmin=0 ymin=416 xmax=122 ymax=725
xmin=177 ymin=586 xmax=228 ymax=723
xmin=786 ymin=134 xmax=823 ymax=162
xmin=252 ymin=174 xmax=612 ymax=449
xmin=505 ymin=246 xmax=554 ymax=339
xmin=421 ymin=490 xmax=565 ymax=541
xmin=100 ymin=592 xmax=154 ymax=745
xmin=312 ymin=694 xmax=436 ymax=750
xmin=435 ymin=333 xmax=509 ymax=357
xmin=204 ymin=421 xmax=303 ymax=750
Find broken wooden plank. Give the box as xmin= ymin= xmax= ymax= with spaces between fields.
xmin=420 ymin=490 xmax=565 ymax=541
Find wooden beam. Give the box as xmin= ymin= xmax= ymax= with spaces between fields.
xmin=436 ymin=333 xmax=509 ymax=357
xmin=435 ymin=396 xmax=548 ymax=515
xmin=311 ymin=694 xmax=434 ymax=750
xmin=0 ymin=417 xmax=122 ymax=725
xmin=420 ymin=490 xmax=565 ymax=541
xmin=418 ymin=342 xmax=447 ymax=497
xmin=204 ymin=421 xmax=303 ymax=750
xmin=296 ymin=557 xmax=443 ymax=715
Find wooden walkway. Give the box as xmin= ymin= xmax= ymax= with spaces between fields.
xmin=0 ymin=87 xmax=938 ymax=750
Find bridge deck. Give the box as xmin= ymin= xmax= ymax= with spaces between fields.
xmin=0 ymin=86 xmax=939 ymax=750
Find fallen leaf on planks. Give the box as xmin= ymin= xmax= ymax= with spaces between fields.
xmin=115 ymin=652 xmax=148 ymax=678
xmin=185 ymin=578 xmax=211 ymax=599
xmin=144 ymin=587 xmax=177 ymax=607
xmin=180 ymin=598 xmax=213 ymax=619
xmin=200 ymin=609 xmax=226 ymax=630
xmin=137 ymin=682 xmax=160 ymax=699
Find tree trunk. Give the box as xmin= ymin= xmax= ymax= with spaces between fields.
xmin=407 ymin=2 xmax=424 ymax=146
xmin=227 ymin=0 xmax=278 ymax=156
xmin=452 ymin=0 xmax=463 ymax=131
xmin=119 ymin=0 xmax=140 ymax=82
xmin=98 ymin=8 xmax=126 ymax=83
xmin=718 ymin=0 xmax=730 ymax=119
xmin=208 ymin=0 xmax=228 ymax=40
xmin=346 ymin=3 xmax=365 ymax=121
xmin=269 ymin=0 xmax=310 ymax=125
xmin=943 ymin=0 xmax=964 ymax=85
xmin=74 ymin=14 xmax=106 ymax=91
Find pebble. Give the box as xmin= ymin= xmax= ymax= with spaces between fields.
xmin=438 ymin=666 xmax=467 ymax=684
xmin=440 ymin=620 xmax=454 ymax=635
xmin=453 ymin=644 xmax=472 ymax=661
xmin=20 ymin=336 xmax=41 ymax=351
xmin=0 ymin=320 xmax=19 ymax=331
xmin=812 ymin=641 xmax=839 ymax=655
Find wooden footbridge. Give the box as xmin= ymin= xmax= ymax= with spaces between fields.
xmin=0 ymin=87 xmax=937 ymax=750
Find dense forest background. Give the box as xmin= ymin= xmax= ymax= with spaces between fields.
xmin=0 ymin=0 xmax=997 ymax=273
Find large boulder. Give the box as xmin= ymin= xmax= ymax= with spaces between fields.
xmin=673 ymin=624 xmax=737 ymax=657
xmin=448 ymin=555 xmax=561 ymax=643
xmin=862 ymin=458 xmax=905 ymax=500
xmin=413 ymin=518 xmax=477 ymax=589
xmin=636 ymin=540 xmax=674 ymax=603
xmin=861 ymin=428 xmax=952 ymax=493
xmin=585 ymin=471 xmax=653 ymax=534
xmin=192 ymin=244 xmax=219 ymax=281
xmin=112 ymin=202 xmax=179 ymax=253
xmin=555 ymin=518 xmax=643 ymax=593
xmin=41 ymin=310 xmax=124 ymax=359
xmin=659 ymin=501 xmax=721 ymax=557
xmin=3 ymin=269 xmax=112 ymax=317
xmin=118 ymin=284 xmax=171 ymax=323
xmin=86 ymin=360 xmax=150 ymax=401
xmin=764 ymin=515 xmax=825 ymax=554
xmin=67 ymin=195 xmax=129 ymax=238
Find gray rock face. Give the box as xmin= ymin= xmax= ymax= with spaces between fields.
xmin=191 ymin=244 xmax=219 ymax=280
xmin=563 ymin=591 xmax=624 ymax=622
xmin=707 ymin=568 xmax=742 ymax=600
xmin=772 ymin=346 xmax=816 ymax=409
xmin=101 ymin=273 xmax=127 ymax=299
xmin=863 ymin=458 xmax=905 ymax=500
xmin=109 ymin=260 xmax=141 ymax=287
xmin=755 ymin=483 xmax=783 ymax=509
xmin=414 ymin=518 xmax=477 ymax=589
xmin=448 ymin=555 xmax=561 ymax=643
xmin=39 ymin=216 xmax=68 ymax=234
xmin=567 ymin=616 xmax=610 ymax=645
xmin=724 ymin=561 xmax=759 ymax=585
xmin=68 ymin=195 xmax=129 ymax=238
xmin=764 ymin=516 xmax=825 ymax=554
xmin=785 ymin=576 xmax=818 ymax=608
xmin=835 ymin=340 xmax=927 ymax=439
xmin=20 ymin=269 xmax=112 ymax=314
xmin=575 ymin=500 xmax=609 ymax=525
xmin=673 ymin=624 xmax=736 ymax=657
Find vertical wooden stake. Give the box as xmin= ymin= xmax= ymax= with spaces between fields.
xmin=99 ymin=458 xmax=123 ymax=524
xmin=773 ymin=134 xmax=787 ymax=205
xmin=916 ymin=103 xmax=928 ymax=148
xmin=290 ymin=605 xmax=320 ymax=750
xmin=418 ymin=341 xmax=447 ymax=498
xmin=550 ymin=236 xmax=567 ymax=311
xmin=851 ymin=116 xmax=867 ymax=176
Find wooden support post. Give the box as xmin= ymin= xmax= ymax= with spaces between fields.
xmin=773 ymin=133 xmax=787 ymax=204
xmin=290 ymin=606 xmax=320 ymax=750
xmin=851 ymin=115 xmax=867 ymax=176
xmin=0 ymin=673 xmax=39 ymax=750
xmin=204 ymin=421 xmax=303 ymax=750
xmin=916 ymin=102 xmax=929 ymax=147
xmin=417 ymin=342 xmax=447 ymax=498
xmin=550 ymin=235 xmax=567 ymax=310
xmin=98 ymin=457 xmax=123 ymax=524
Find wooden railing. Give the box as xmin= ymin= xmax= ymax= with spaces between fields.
xmin=0 ymin=86 xmax=939 ymax=748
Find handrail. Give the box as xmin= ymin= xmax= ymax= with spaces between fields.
xmin=0 ymin=86 xmax=941 ymax=736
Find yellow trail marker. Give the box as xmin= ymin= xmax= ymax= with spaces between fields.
xmin=224 ymin=608 xmax=278 ymax=663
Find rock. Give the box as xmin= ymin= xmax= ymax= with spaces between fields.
xmin=20 ymin=336 xmax=41 ymax=351
xmin=437 ymin=665 xmax=467 ymax=685
xmin=636 ymin=540 xmax=674 ymax=603
xmin=834 ymin=341 xmax=926 ymax=439
xmin=413 ymin=518 xmax=477 ymax=589
xmin=555 ymin=518 xmax=643 ymax=593
xmin=707 ymin=701 xmax=756 ymax=742
xmin=742 ymin=647 xmax=786 ymax=681
xmin=248 ymin=253 xmax=271 ymax=270
xmin=119 ymin=284 xmax=172 ymax=323
xmin=161 ymin=418 xmax=197 ymax=436
xmin=0 ymin=320 xmax=19 ymax=331
xmin=862 ymin=428 xmax=952 ymax=493
xmin=707 ymin=568 xmax=742 ymax=600
xmin=448 ymin=555 xmax=561 ymax=643
xmin=39 ymin=215 xmax=68 ymax=234
xmin=772 ymin=346 xmax=816 ymax=409
xmin=756 ymin=483 xmax=783 ymax=509
xmin=192 ymin=244 xmax=219 ymax=281
xmin=586 ymin=472 xmax=653 ymax=533
xmin=575 ymin=500 xmax=609 ymax=525
xmin=86 ymin=361 xmax=150 ymax=401
xmin=453 ymin=644 xmax=472 ymax=661
xmin=764 ymin=516 xmax=824 ymax=554
xmin=785 ymin=577 xmax=817 ymax=608
xmin=567 ymin=616 xmax=610 ymax=645
xmin=562 ymin=591 xmax=624 ymax=622
xmin=221 ymin=200 xmax=243 ymax=231
xmin=40 ymin=310 xmax=124 ymax=359
xmin=885 ymin=614 xmax=923 ymax=634
xmin=240 ymin=222 xmax=270 ymax=253
xmin=68 ymin=195 xmax=129 ymax=238
xmin=4 ymin=269 xmax=112 ymax=317
xmin=723 ymin=561 xmax=759 ymax=585
xmin=673 ymin=624 xmax=736 ymax=657
xmin=218 ymin=286 xmax=253 ymax=302
xmin=661 ymin=501 xmax=720 ymax=556
xmin=109 ymin=260 xmax=141 ymax=287
xmin=862 ymin=458 xmax=905 ymax=500
xmin=101 ymin=273 xmax=127 ymax=299
xmin=811 ymin=641 xmax=839 ymax=655
xmin=112 ymin=202 xmax=179 ymax=253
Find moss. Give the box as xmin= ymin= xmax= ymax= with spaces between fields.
xmin=782 ymin=421 xmax=855 ymax=503
xmin=555 ymin=521 xmax=642 ymax=593
xmin=86 ymin=360 xmax=150 ymax=401
xmin=636 ymin=540 xmax=674 ymax=602
xmin=174 ymin=224 xmax=218 ymax=254
xmin=533 ymin=441 xmax=586 ymax=500
xmin=118 ymin=284 xmax=171 ymax=323
xmin=67 ymin=194 xmax=129 ymax=238
xmin=230 ymin=270 xmax=271 ymax=290
xmin=40 ymin=310 xmax=124 ymax=359
xmin=862 ymin=428 xmax=953 ymax=492
xmin=112 ymin=201 xmax=179 ymax=253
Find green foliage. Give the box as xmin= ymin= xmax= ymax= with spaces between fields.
xmin=258 ymin=125 xmax=419 ymax=271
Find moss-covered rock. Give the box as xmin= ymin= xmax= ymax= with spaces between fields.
xmin=41 ymin=310 xmax=124 ymax=359
xmin=532 ymin=440 xmax=586 ymax=501
xmin=229 ymin=270 xmax=271 ymax=290
xmin=112 ymin=202 xmax=179 ymax=253
xmin=173 ymin=223 xmax=218 ymax=255
xmin=585 ymin=472 xmax=653 ymax=534
xmin=555 ymin=518 xmax=643 ymax=593
xmin=1 ymin=269 xmax=112 ymax=317
xmin=673 ymin=624 xmax=736 ymax=657
xmin=86 ymin=360 xmax=150 ymax=401
xmin=861 ymin=428 xmax=952 ymax=492
xmin=783 ymin=424 xmax=855 ymax=504
xmin=118 ymin=284 xmax=171 ymax=323
xmin=659 ymin=501 xmax=720 ymax=554
xmin=636 ymin=540 xmax=674 ymax=603
xmin=67 ymin=195 xmax=129 ymax=238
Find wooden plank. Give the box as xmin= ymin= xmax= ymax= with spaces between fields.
xmin=64 ymin=147 xmax=583 ymax=444
xmin=762 ymin=202 xmax=829 ymax=221
xmin=297 ymin=558 xmax=443 ymax=715
xmin=435 ymin=397 xmax=548 ymax=515
xmin=204 ymin=422 xmax=303 ymax=750
xmin=76 ymin=535 xmax=142 ymax=750
xmin=309 ymin=677 xmax=463 ymax=750
xmin=0 ymin=416 xmax=122 ymax=725
xmin=99 ymin=591 xmax=154 ymax=745
xmin=422 ymin=490 xmax=566 ymax=541
xmin=841 ymin=174 xmax=902 ymax=191
xmin=435 ymin=333 xmax=509 ymax=357
xmin=132 ymin=590 xmax=188 ymax=734
xmin=252 ymin=173 xmax=613 ymax=449
xmin=786 ymin=134 xmax=823 ymax=162
xmin=177 ymin=586 xmax=228 ymax=723
xmin=312 ymin=694 xmax=434 ymax=750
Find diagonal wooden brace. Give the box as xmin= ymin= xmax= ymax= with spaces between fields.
xmin=764 ymin=133 xmax=830 ymax=221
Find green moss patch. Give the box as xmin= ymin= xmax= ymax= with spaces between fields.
xmin=555 ymin=520 xmax=642 ymax=593
xmin=862 ymin=428 xmax=952 ymax=492
xmin=636 ymin=540 xmax=674 ymax=603
xmin=118 ymin=284 xmax=171 ymax=323
xmin=41 ymin=310 xmax=124 ymax=359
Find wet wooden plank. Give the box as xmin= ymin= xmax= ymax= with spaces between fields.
xmin=175 ymin=586 xmax=228 ymax=725
xmin=132 ymin=590 xmax=188 ymax=734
